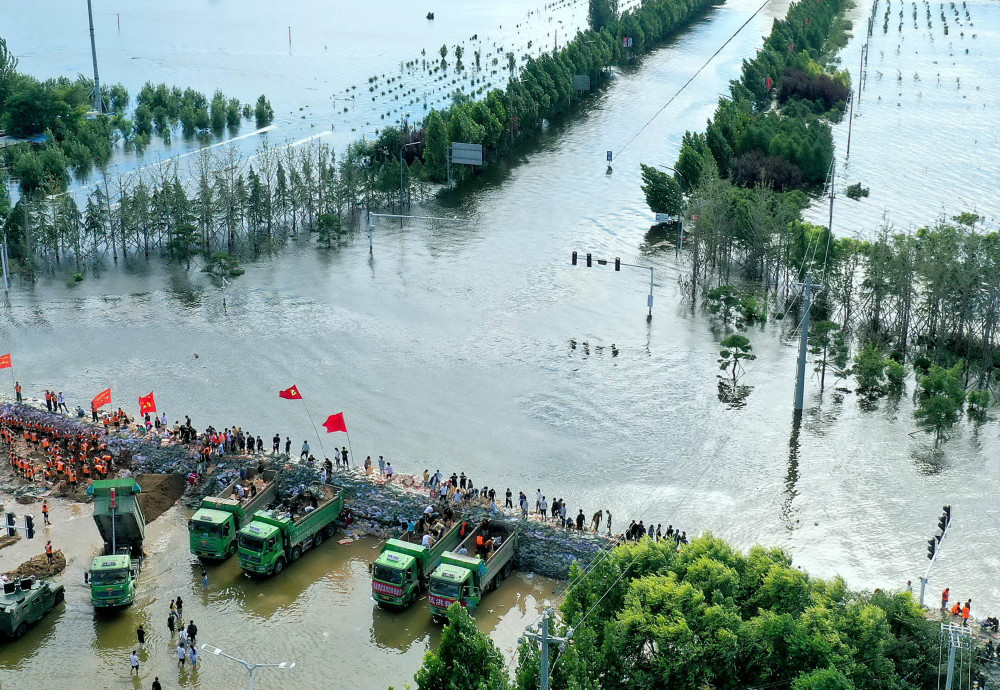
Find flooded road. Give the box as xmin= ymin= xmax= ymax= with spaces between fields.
xmin=0 ymin=495 xmax=556 ymax=689
xmin=804 ymin=0 xmax=1000 ymax=233
xmin=1 ymin=0 xmax=999 ymax=684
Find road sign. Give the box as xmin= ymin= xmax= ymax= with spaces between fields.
xmin=654 ymin=213 xmax=672 ymax=223
xmin=451 ymin=142 xmax=483 ymax=166
xmin=623 ymin=37 xmax=633 ymax=48
xmin=573 ymin=74 xmax=591 ymax=91
xmin=606 ymin=150 xmax=612 ymax=162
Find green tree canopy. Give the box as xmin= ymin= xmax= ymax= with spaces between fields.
xmin=414 ymin=604 xmax=508 ymax=690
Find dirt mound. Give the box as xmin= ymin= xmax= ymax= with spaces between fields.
xmin=0 ymin=535 xmax=20 ymax=550
xmin=5 ymin=550 xmax=66 ymax=579
xmin=135 ymin=474 xmax=187 ymax=523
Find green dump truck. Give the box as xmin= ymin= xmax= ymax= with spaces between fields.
xmin=238 ymin=485 xmax=342 ymax=577
xmin=189 ymin=469 xmax=278 ymax=560
xmin=0 ymin=577 xmax=65 ymax=639
xmin=87 ymin=478 xmax=145 ymax=609
xmin=371 ymin=516 xmax=468 ymax=610
xmin=427 ymin=520 xmax=517 ymax=619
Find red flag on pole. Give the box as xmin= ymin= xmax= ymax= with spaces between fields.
xmin=139 ymin=392 xmax=156 ymax=414
xmin=322 ymin=413 xmax=348 ymax=434
xmin=0 ymin=354 xmax=10 ymax=369
xmin=278 ymin=385 xmax=302 ymax=400
xmin=92 ymin=388 xmax=112 ymax=410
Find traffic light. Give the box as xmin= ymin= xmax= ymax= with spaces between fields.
xmin=24 ymin=516 xmax=34 ymax=540
xmin=615 ymin=257 xmax=621 ymax=271
xmin=927 ymin=538 xmax=936 ymax=560
xmin=938 ymin=513 xmax=948 ymax=533
xmin=571 ymin=251 xmax=578 ymax=266
xmin=5 ymin=513 xmax=14 ymax=538
xmin=597 ymin=258 xmax=607 ymax=266
xmin=942 ymin=505 xmax=951 ymax=526
xmin=586 ymin=253 xmax=592 ymax=267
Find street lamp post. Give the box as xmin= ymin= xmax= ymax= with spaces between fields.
xmin=656 ymin=165 xmax=687 ymax=253
xmin=399 ymin=141 xmax=422 ymax=222
xmin=201 ymin=644 xmax=295 ymax=690
xmin=366 ymin=212 xmax=464 ymax=253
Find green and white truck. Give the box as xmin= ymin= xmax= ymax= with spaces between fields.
xmin=371 ymin=516 xmax=467 ymax=610
xmin=427 ymin=520 xmax=517 ymax=620
xmin=87 ymin=478 xmax=145 ymax=609
xmin=188 ymin=469 xmax=278 ymax=560
xmin=237 ymin=485 xmax=342 ymax=577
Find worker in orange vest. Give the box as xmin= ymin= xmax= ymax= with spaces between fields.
xmin=44 ymin=541 xmax=54 ymax=565
xmin=42 ymin=500 xmax=50 ymax=526
xmin=962 ymin=602 xmax=971 ymax=627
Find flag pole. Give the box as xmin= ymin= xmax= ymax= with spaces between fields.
xmin=345 ymin=430 xmax=355 ymax=471
xmin=300 ymin=394 xmax=325 ymax=455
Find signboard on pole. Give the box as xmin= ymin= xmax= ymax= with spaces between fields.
xmin=451 ymin=142 xmax=483 ymax=166
xmin=606 ymin=150 xmax=613 ymax=162
xmin=623 ymin=37 xmax=633 ymax=48
xmin=654 ymin=213 xmax=672 ymax=223
xmin=572 ymin=74 xmax=591 ymax=91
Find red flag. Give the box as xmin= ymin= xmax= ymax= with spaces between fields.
xmin=92 ymin=388 xmax=112 ymax=410
xmin=0 ymin=354 xmax=10 ymax=369
xmin=139 ymin=392 xmax=156 ymax=414
xmin=278 ymin=385 xmax=302 ymax=400
xmin=765 ymin=77 xmax=773 ymax=91
xmin=322 ymin=413 xmax=348 ymax=434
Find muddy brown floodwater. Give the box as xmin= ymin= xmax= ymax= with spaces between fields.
xmin=0 ymin=494 xmax=558 ymax=689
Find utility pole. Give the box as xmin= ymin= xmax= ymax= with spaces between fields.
xmin=793 ymin=273 xmax=813 ymax=412
xmin=1 ymin=240 xmax=10 ymax=293
xmin=827 ymin=163 xmax=836 ymax=237
xmin=522 ymin=608 xmax=572 ymax=690
xmin=86 ymin=0 xmax=102 ymax=114
xmin=940 ymin=622 xmax=973 ymax=690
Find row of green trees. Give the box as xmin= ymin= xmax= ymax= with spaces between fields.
xmin=1 ymin=132 xmax=439 ymax=269
xmin=412 ymin=535 xmax=947 ymax=690
xmin=0 ymin=36 xmax=274 ymax=194
xmin=660 ymin=0 xmax=852 ymax=199
xmin=418 ymin=0 xmax=721 ymax=184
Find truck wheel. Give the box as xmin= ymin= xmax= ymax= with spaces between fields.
xmin=14 ymin=623 xmax=27 ymax=639
xmin=291 ymin=546 xmax=302 ymax=562
xmin=54 ymin=590 xmax=65 ymax=604
xmin=502 ymin=563 xmax=512 ymax=579
xmin=274 ymin=558 xmax=285 ymax=575
xmin=324 ymin=524 xmax=337 ymax=538
xmin=227 ymin=543 xmax=237 ymax=558
xmin=313 ymin=532 xmax=323 ymax=548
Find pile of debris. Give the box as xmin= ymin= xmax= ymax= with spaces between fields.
xmin=5 ymin=550 xmax=66 ymax=580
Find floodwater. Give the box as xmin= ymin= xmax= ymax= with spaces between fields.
xmin=2 ymin=0 xmax=1000 ymax=685
xmin=0 ymin=495 xmax=555 ymax=689
xmin=3 ymin=0 xmax=643 ymax=196
xmin=804 ymin=0 xmax=1000 ymax=233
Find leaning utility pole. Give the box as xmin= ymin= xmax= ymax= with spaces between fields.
xmin=793 ymin=273 xmax=813 ymax=411
xmin=522 ymin=608 xmax=573 ymax=690
xmin=86 ymin=0 xmax=102 ymax=113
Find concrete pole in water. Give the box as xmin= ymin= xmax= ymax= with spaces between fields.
xmin=523 ymin=608 xmax=572 ymax=690
xmin=794 ymin=273 xmax=812 ymax=411
xmin=86 ymin=0 xmax=102 ymax=114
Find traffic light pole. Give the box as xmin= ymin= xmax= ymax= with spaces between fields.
xmin=4 ymin=513 xmax=37 ymax=539
xmin=571 ymin=251 xmax=655 ymax=322
xmin=919 ymin=506 xmax=952 ymax=607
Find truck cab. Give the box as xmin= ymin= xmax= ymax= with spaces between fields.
xmin=427 ymin=560 xmax=480 ymax=615
xmin=371 ymin=549 xmax=421 ymax=608
xmin=89 ymin=554 xmax=138 ymax=608
xmin=189 ymin=508 xmax=236 ymax=559
xmin=238 ymin=521 xmax=283 ymax=575
xmin=0 ymin=578 xmax=65 ymax=639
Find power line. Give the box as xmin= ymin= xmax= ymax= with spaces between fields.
xmin=614 ymin=0 xmax=774 ymax=159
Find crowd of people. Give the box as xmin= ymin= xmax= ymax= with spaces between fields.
xmin=130 ymin=596 xmax=201 ymax=683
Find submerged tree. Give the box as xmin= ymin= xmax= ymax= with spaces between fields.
xmin=719 ymin=333 xmax=756 ymax=381
xmin=914 ymin=362 xmax=966 ymax=443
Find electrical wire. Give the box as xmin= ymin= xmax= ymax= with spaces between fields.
xmin=614 ymin=0 xmax=774 ymax=159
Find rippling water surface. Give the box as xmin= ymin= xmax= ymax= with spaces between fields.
xmin=1 ymin=0 xmax=998 ymax=686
